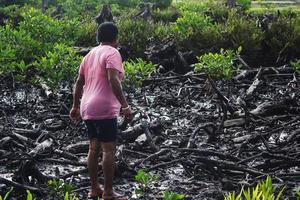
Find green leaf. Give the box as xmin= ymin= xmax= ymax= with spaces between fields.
xmin=64 ymin=192 xmax=69 ymax=200
xmin=3 ymin=187 xmax=13 ymax=200
xmin=26 ymin=190 xmax=32 ymax=200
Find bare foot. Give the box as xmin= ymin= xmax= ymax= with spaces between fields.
xmin=89 ymin=185 xmax=103 ymax=198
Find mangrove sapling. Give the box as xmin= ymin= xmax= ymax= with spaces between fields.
xmin=64 ymin=192 xmax=80 ymax=200
xmin=294 ymin=187 xmax=300 ymax=199
xmin=224 ymin=176 xmax=286 ymax=200
xmin=134 ymin=169 xmax=159 ymax=195
xmin=26 ymin=190 xmax=36 ymax=200
xmin=123 ymin=58 xmax=156 ymax=87
xmin=291 ymin=59 xmax=300 ymax=74
xmin=195 ymin=47 xmax=242 ymax=80
xmin=47 ymin=179 xmax=75 ymax=199
xmin=0 ymin=187 xmax=13 ymax=200
xmin=163 ymin=191 xmax=185 ymax=200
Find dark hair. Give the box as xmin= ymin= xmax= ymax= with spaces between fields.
xmin=97 ymin=22 xmax=118 ymax=43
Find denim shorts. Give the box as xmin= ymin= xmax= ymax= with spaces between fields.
xmin=84 ymin=118 xmax=118 ymax=142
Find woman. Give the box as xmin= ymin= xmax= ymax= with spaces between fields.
xmin=70 ymin=22 xmax=132 ymax=200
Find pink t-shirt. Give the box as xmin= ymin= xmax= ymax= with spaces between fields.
xmin=79 ymin=45 xmax=124 ymax=120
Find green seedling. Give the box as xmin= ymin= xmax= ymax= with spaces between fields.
xmin=224 ymin=176 xmax=285 ymax=200
xmin=64 ymin=191 xmax=80 ymax=200
xmin=0 ymin=187 xmax=13 ymax=200
xmin=48 ymin=179 xmax=75 ymax=198
xmin=26 ymin=190 xmax=36 ymax=200
xmin=134 ymin=169 xmax=159 ymax=194
xmin=291 ymin=59 xmax=300 ymax=74
xmin=195 ymin=47 xmax=241 ymax=80
xmin=124 ymin=58 xmax=156 ymax=87
xmin=163 ymin=191 xmax=185 ymax=200
xmin=294 ymin=187 xmax=300 ymax=199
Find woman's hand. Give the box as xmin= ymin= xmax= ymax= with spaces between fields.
xmin=123 ymin=107 xmax=133 ymax=122
xmin=69 ymin=107 xmax=81 ymax=121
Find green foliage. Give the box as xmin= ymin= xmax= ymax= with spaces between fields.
xmin=134 ymin=169 xmax=159 ymax=194
xmin=294 ymin=187 xmax=300 ymax=199
xmin=64 ymin=192 xmax=79 ymax=200
xmin=101 ymin=0 xmax=139 ymax=8
xmin=172 ymin=11 xmax=213 ymax=39
xmin=144 ymin=0 xmax=173 ymax=9
xmin=34 ymin=43 xmax=82 ymax=89
xmin=47 ymin=179 xmax=76 ymax=199
xmin=174 ymin=0 xmax=209 ymax=13
xmin=0 ymin=5 xmax=24 ymax=26
xmin=291 ymin=60 xmax=300 ymax=74
xmin=237 ymin=0 xmax=252 ymax=10
xmin=195 ymin=48 xmax=241 ymax=80
xmin=0 ymin=8 xmax=85 ymax=88
xmin=163 ymin=191 xmax=185 ymax=200
xmin=74 ymin=20 xmax=98 ymax=46
xmin=264 ymin=16 xmax=300 ymax=62
xmin=0 ymin=24 xmax=38 ymax=74
xmin=19 ymin=8 xmax=79 ymax=47
xmin=203 ymin=3 xmax=230 ymax=23
xmin=26 ymin=190 xmax=36 ymax=200
xmin=220 ymin=10 xmax=263 ymax=55
xmin=170 ymin=10 xmax=221 ymax=53
xmin=117 ymin=19 xmax=158 ymax=56
xmin=0 ymin=0 xmax=36 ymax=7
xmin=54 ymin=0 xmax=101 ymax=19
xmin=0 ymin=187 xmax=13 ymax=200
xmin=224 ymin=176 xmax=285 ymax=200
xmin=153 ymin=7 xmax=180 ymax=23
xmin=124 ymin=59 xmax=156 ymax=87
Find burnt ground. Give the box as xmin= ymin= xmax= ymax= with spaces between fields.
xmin=0 ymin=66 xmax=299 ymax=199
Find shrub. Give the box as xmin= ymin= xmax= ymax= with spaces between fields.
xmin=55 ymin=0 xmax=101 ymax=18
xmin=34 ymin=43 xmax=82 ymax=88
xmin=224 ymin=176 xmax=285 ymax=200
xmin=124 ymin=58 xmax=156 ymax=87
xmin=0 ymin=24 xmax=38 ymax=74
xmin=153 ymin=7 xmax=180 ymax=23
xmin=74 ymin=20 xmax=98 ymax=47
xmin=172 ymin=11 xmax=213 ymax=39
xmin=144 ymin=0 xmax=173 ymax=9
xmin=101 ymin=0 xmax=139 ymax=8
xmin=237 ymin=0 xmax=251 ymax=10
xmin=174 ymin=1 xmax=209 ymax=13
xmin=220 ymin=10 xmax=263 ymax=56
xmin=195 ymin=48 xmax=241 ymax=80
xmin=117 ymin=19 xmax=158 ymax=57
xmin=203 ymin=3 xmax=230 ymax=23
xmin=171 ymin=11 xmax=218 ymax=53
xmin=0 ymin=0 xmax=35 ymax=7
xmin=153 ymin=23 xmax=174 ymax=40
xmin=264 ymin=16 xmax=300 ymax=63
xmin=18 ymin=8 xmax=80 ymax=47
xmin=0 ymin=5 xmax=24 ymax=26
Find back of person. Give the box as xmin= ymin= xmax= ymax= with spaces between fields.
xmin=70 ymin=22 xmax=131 ymax=200
xmin=79 ymin=45 xmax=124 ymax=120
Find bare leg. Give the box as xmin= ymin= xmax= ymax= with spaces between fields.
xmin=101 ymin=142 xmax=116 ymax=195
xmin=88 ymin=139 xmax=103 ymax=196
